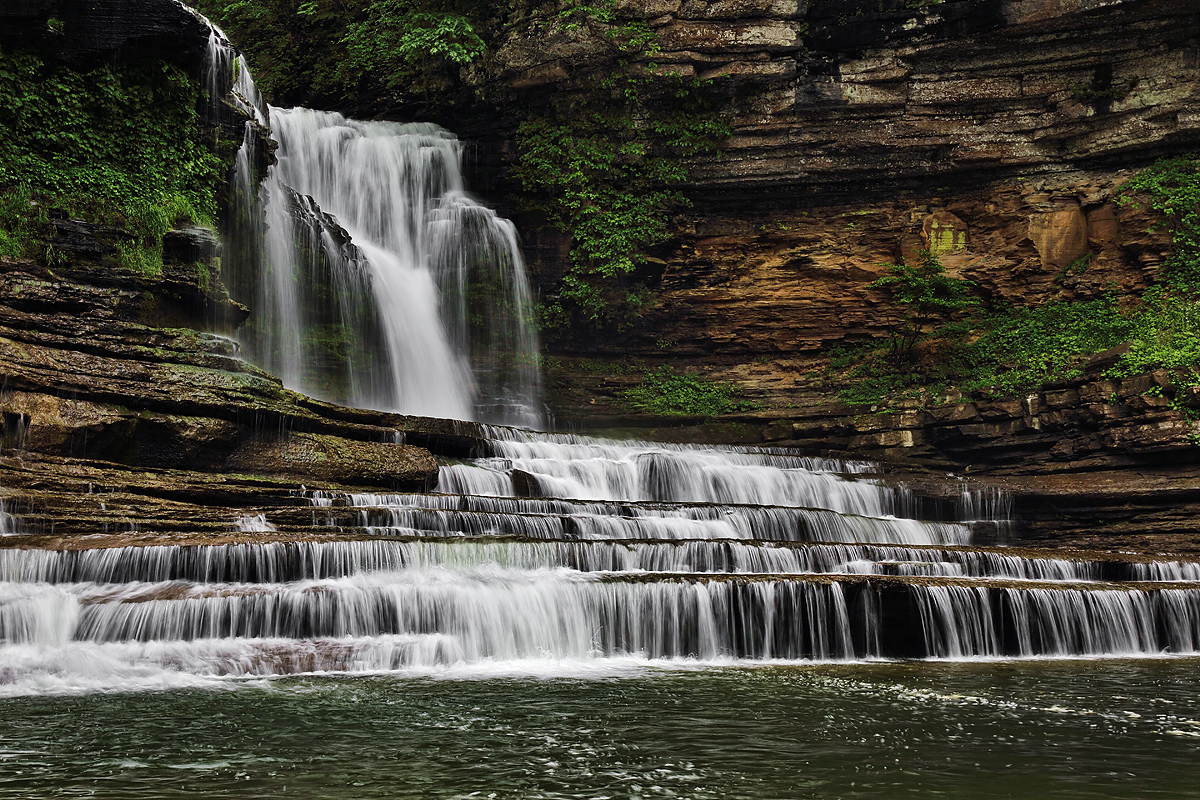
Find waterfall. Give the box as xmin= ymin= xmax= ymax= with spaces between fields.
xmin=5 ymin=4 xmax=1199 ymax=695
xmin=191 ymin=6 xmax=542 ymax=427
xmin=4 ymin=430 xmax=1200 ymax=694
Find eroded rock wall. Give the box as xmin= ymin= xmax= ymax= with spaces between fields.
xmin=495 ymin=0 xmax=1200 ymax=198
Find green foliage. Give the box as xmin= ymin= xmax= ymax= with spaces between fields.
xmin=622 ymin=366 xmax=754 ymax=417
xmin=0 ymin=48 xmax=221 ymax=271
xmin=195 ymin=0 xmax=496 ymax=105
xmin=514 ymin=5 xmax=729 ymax=328
xmin=1118 ymin=153 xmax=1200 ymax=285
xmin=1068 ymin=79 xmax=1131 ymax=106
xmin=341 ymin=2 xmax=485 ymax=92
xmin=1106 ymin=287 xmax=1200 ymax=378
xmin=0 ymin=185 xmax=41 ymax=258
xmin=831 ymin=289 xmax=1200 ymax=407
xmin=870 ymin=250 xmax=978 ymax=365
xmin=955 ymin=298 xmax=1129 ymax=395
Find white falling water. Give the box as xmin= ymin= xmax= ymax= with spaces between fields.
xmin=246 ymin=110 xmax=542 ymax=426
xmin=4 ymin=430 xmax=1200 ymax=694
xmin=188 ymin=3 xmax=542 ymax=426
xmin=246 ymin=110 xmax=542 ymax=429
xmin=0 ymin=499 xmax=14 ymax=537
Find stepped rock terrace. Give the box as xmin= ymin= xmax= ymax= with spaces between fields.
xmin=4 ymin=432 xmax=1200 ymax=694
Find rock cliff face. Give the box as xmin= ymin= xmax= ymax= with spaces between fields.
xmin=480 ymin=0 xmax=1199 ymax=336
xmin=490 ymin=0 xmax=1200 ymax=466
xmin=3 ymin=0 xmax=1199 ymax=553
xmin=0 ymin=0 xmax=210 ymax=71
xmin=494 ymin=0 xmax=1200 ymax=198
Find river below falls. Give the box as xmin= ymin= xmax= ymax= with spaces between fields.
xmin=1 ymin=658 xmax=1198 ymax=798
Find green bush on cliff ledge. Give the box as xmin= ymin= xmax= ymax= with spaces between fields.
xmin=831 ymin=290 xmax=1200 ymax=407
xmin=1117 ymin=153 xmax=1200 ymax=286
xmin=622 ymin=366 xmax=754 ymax=418
xmin=0 ymin=48 xmax=221 ymax=271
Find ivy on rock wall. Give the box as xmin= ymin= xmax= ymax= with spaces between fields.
xmin=1117 ymin=154 xmax=1200 ymax=287
xmin=513 ymin=68 xmax=728 ymax=330
xmin=0 ymin=47 xmax=222 ymax=273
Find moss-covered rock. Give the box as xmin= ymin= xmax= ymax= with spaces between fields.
xmin=228 ymin=432 xmax=438 ymax=490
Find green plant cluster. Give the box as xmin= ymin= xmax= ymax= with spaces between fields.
xmin=195 ymin=0 xmax=493 ymax=105
xmin=621 ymin=366 xmax=754 ymax=417
xmin=513 ymin=3 xmax=730 ymax=328
xmin=1117 ymin=154 xmax=1200 ymax=286
xmin=0 ymin=48 xmax=221 ymax=274
xmin=340 ymin=2 xmax=485 ymax=92
xmin=832 ymin=281 xmax=1200 ymax=407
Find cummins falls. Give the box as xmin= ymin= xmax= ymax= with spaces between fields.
xmin=3 ymin=13 xmax=1200 ymax=796
xmin=3 ymin=5 xmax=1200 ymax=694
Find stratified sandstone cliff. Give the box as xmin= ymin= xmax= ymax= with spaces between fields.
xmin=494 ymin=0 xmax=1199 ymax=196
xmin=484 ymin=1 xmax=1200 ymax=454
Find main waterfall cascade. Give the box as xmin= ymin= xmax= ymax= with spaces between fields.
xmin=204 ymin=13 xmax=541 ymax=427
xmin=2 ymin=431 xmax=1200 ymax=694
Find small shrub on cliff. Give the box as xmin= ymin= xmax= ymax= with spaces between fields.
xmin=1117 ymin=153 xmax=1200 ymax=286
xmin=622 ymin=366 xmax=754 ymax=418
xmin=870 ymin=250 xmax=978 ymax=366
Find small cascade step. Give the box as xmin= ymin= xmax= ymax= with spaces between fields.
xmin=7 ymin=536 xmax=1197 ymax=585
xmin=297 ymin=491 xmax=971 ymax=546
xmin=2 ymin=570 xmax=1197 ymax=662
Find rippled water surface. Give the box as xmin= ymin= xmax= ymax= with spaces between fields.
xmin=1 ymin=658 xmax=1198 ymax=798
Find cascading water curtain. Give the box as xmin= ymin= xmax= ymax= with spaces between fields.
xmin=201 ymin=33 xmax=543 ymax=429
xmin=240 ymin=110 xmax=543 ymax=427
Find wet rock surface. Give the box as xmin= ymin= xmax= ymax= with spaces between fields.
xmin=0 ymin=250 xmax=475 ymax=525
xmin=4 ymin=0 xmax=1199 ymax=560
xmin=228 ymin=432 xmax=439 ymax=490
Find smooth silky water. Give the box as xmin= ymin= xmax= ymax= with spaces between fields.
xmin=1 ymin=660 xmax=1199 ymax=798
xmin=2 ymin=6 xmax=1198 ymax=797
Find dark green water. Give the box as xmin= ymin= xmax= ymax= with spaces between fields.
xmin=1 ymin=659 xmax=1198 ymax=799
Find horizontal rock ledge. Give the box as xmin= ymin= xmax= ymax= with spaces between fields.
xmin=226 ymin=432 xmax=438 ymax=491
